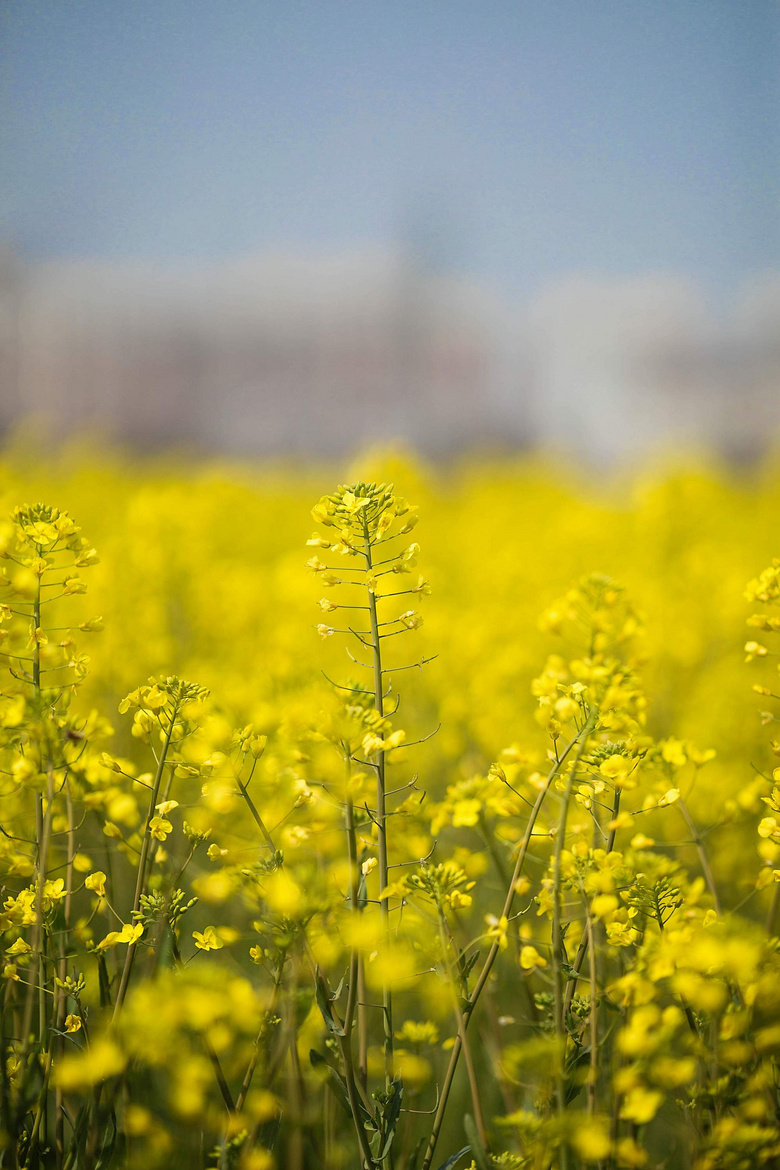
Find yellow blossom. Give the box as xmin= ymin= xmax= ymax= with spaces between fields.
xmin=486 ymin=914 xmax=509 ymax=950
xmin=520 ymin=945 xmax=547 ymax=970
xmin=85 ymin=871 xmax=107 ymax=897
xmin=192 ymin=927 xmax=224 ymax=952
xmin=97 ymin=923 xmax=143 ymax=950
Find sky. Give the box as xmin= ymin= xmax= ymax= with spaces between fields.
xmin=1 ymin=0 xmax=779 ymax=300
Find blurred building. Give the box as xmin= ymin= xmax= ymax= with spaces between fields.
xmin=0 ymin=247 xmax=523 ymax=456
xmin=0 ymin=245 xmax=778 ymax=460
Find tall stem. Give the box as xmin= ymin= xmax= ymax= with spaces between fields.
xmin=236 ymin=959 xmax=285 ymax=1113
xmin=235 ymin=774 xmax=276 ymax=852
xmin=678 ymin=797 xmax=722 ymax=915
xmin=112 ymin=704 xmax=178 ymax=1020
xmin=32 ymin=574 xmax=41 ymax=692
xmin=767 ymin=883 xmax=780 ymax=938
xmin=364 ymin=532 xmax=393 ymax=1085
xmin=439 ymin=915 xmax=488 ymax=1149
xmin=479 ymin=816 xmax=538 ymax=1021
xmin=343 ymin=779 xmax=361 ymax=1038
xmin=20 ymin=575 xmax=48 ymax=1074
xmin=55 ymin=783 xmax=76 ymax=1167
xmin=564 ymin=786 xmax=621 ymax=1020
xmin=584 ymin=905 xmax=598 ymax=1118
xmin=421 ymin=718 xmax=595 ymax=1170
xmin=551 ymin=713 xmax=597 ymax=1170
xmin=357 ymin=960 xmax=368 ymax=1088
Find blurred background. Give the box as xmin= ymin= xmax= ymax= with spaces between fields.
xmin=1 ymin=0 xmax=779 ymax=465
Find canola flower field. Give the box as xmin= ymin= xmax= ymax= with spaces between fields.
xmin=1 ymin=445 xmax=780 ymax=1170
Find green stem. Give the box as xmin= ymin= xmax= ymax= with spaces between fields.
xmin=564 ymin=786 xmax=621 ymax=1020
xmin=20 ymin=576 xmax=44 ymax=1059
xmin=420 ymin=718 xmax=595 ymax=1170
xmin=678 ymin=796 xmax=722 ymax=915
xmin=112 ymin=702 xmax=178 ymax=1020
xmin=343 ymin=783 xmax=361 ymax=1037
xmin=479 ymin=816 xmax=538 ymax=1022
xmin=552 ymin=717 xmax=596 ymax=1170
xmin=364 ymin=531 xmax=393 ymax=1086
xmin=0 ymin=991 xmax=19 ymax=1170
xmin=439 ymin=915 xmax=488 ymax=1150
xmin=338 ymin=779 xmax=381 ymax=1168
xmin=236 ymin=959 xmax=285 ymax=1113
xmin=21 ymin=981 xmax=60 ymax=1169
xmin=767 ymin=882 xmax=780 ymax=938
xmin=235 ymin=774 xmax=276 ymax=852
xmin=584 ymin=903 xmax=598 ymax=1118
xmin=32 ymin=575 xmax=41 ymax=691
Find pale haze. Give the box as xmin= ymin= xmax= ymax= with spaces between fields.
xmin=1 ymin=2 xmax=778 ymax=459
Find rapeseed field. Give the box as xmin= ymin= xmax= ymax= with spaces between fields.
xmin=1 ymin=445 xmax=779 ymax=1169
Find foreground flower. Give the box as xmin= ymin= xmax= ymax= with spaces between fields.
xmin=192 ymin=926 xmax=224 ymax=951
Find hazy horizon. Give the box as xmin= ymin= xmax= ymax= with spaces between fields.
xmin=1 ymin=2 xmax=778 ymax=460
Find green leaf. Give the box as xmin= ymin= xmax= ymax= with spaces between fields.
xmin=406 ymin=1136 xmax=425 ymax=1170
xmin=323 ymin=1069 xmax=353 ymax=1119
xmin=314 ymin=967 xmax=343 ymax=1035
xmin=435 ymin=1146 xmax=472 ymax=1170
xmin=310 ymin=1049 xmax=353 ymax=1121
xmin=457 ymin=949 xmax=480 ymax=983
xmin=463 ymin=1115 xmax=490 ymax=1170
xmin=564 ymin=1047 xmax=590 ymax=1105
xmin=309 ymin=1049 xmax=375 ymax=1130
xmin=380 ymin=1077 xmax=404 ymax=1159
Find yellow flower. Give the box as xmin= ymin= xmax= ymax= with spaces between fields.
xmin=43 ymin=879 xmax=66 ymax=905
xmin=599 ymin=755 xmax=633 ymax=786
xmin=630 ymin=833 xmax=655 ymax=850
xmin=452 ymin=798 xmax=481 ymax=827
xmin=148 ymin=815 xmax=172 ymax=841
xmin=395 ymin=1020 xmax=439 ymax=1045
xmin=520 ymin=945 xmax=547 ymax=970
xmin=192 ymin=926 xmax=224 ymax=951
xmin=572 ymin=1118 xmax=612 ymax=1161
xmin=79 ymin=616 xmax=104 ymax=632
xmin=6 ymin=938 xmax=32 ymax=957
xmin=240 ymin=1150 xmax=274 ymax=1170
xmin=591 ymin=894 xmax=619 ymax=920
xmin=97 ymin=923 xmax=143 ymax=950
xmin=248 ymin=734 xmax=267 ymax=758
xmin=85 ymin=871 xmax=107 ymax=897
xmin=155 ymin=799 xmax=179 ymax=816
xmin=486 ymin=914 xmax=509 ymax=950
xmin=661 ymin=738 xmax=688 ymax=767
xmin=620 ymin=1086 xmax=663 ymax=1125
xmin=54 ymin=1038 xmax=126 ymax=1091
xmin=758 ymin=817 xmax=780 ymax=840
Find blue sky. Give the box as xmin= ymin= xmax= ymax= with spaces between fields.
xmin=1 ymin=0 xmax=778 ymax=297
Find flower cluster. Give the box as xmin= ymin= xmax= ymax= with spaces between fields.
xmin=0 ymin=465 xmax=778 ymax=1170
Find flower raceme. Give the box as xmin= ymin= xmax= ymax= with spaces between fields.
xmin=305 ymin=480 xmax=435 ymax=1155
